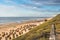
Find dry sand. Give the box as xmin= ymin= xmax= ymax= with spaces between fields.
xmin=0 ymin=18 xmax=52 ymax=40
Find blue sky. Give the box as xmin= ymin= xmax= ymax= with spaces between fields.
xmin=0 ymin=0 xmax=60 ymax=17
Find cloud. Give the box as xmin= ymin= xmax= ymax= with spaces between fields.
xmin=31 ymin=0 xmax=60 ymax=5
xmin=0 ymin=4 xmax=27 ymax=17
xmin=0 ymin=4 xmax=16 ymax=17
xmin=0 ymin=0 xmax=59 ymax=17
xmin=54 ymin=0 xmax=60 ymax=3
xmin=0 ymin=4 xmax=43 ymax=17
xmin=0 ymin=0 xmax=16 ymax=5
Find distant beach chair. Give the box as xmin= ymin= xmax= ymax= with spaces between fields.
xmin=2 ymin=32 xmax=5 ymax=37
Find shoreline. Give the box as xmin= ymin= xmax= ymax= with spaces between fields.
xmin=0 ymin=17 xmax=52 ymax=33
xmin=0 ymin=18 xmax=52 ymax=40
xmin=0 ymin=17 xmax=50 ymax=25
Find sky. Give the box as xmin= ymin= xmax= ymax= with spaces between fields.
xmin=0 ymin=0 xmax=60 ymax=17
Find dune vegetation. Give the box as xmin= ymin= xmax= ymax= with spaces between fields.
xmin=13 ymin=14 xmax=60 ymax=40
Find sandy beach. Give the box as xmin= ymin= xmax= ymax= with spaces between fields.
xmin=0 ymin=18 xmax=52 ymax=40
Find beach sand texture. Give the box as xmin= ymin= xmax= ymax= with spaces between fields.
xmin=0 ymin=18 xmax=52 ymax=40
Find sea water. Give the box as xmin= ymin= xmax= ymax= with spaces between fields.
xmin=0 ymin=17 xmax=49 ymax=24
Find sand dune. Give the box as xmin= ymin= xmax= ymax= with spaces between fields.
xmin=0 ymin=18 xmax=52 ymax=40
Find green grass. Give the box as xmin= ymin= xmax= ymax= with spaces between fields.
xmin=13 ymin=14 xmax=60 ymax=40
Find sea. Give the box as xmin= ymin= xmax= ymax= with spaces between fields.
xmin=0 ymin=17 xmax=50 ymax=24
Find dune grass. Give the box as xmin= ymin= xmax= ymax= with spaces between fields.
xmin=13 ymin=14 xmax=60 ymax=40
